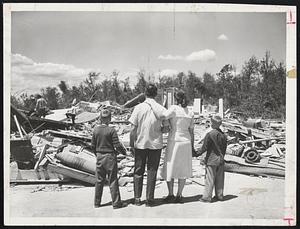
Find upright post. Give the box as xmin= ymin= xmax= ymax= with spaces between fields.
xmin=193 ymin=98 xmax=201 ymax=116
xmin=219 ymin=98 xmax=224 ymax=118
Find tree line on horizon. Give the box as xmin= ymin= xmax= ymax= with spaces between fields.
xmin=11 ymin=51 xmax=286 ymax=119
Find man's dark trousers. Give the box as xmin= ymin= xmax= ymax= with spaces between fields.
xmin=94 ymin=153 xmax=121 ymax=207
xmin=134 ymin=148 xmax=162 ymax=201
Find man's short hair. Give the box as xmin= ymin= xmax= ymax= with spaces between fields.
xmin=145 ymin=84 xmax=157 ymax=98
xmin=211 ymin=115 xmax=222 ymax=126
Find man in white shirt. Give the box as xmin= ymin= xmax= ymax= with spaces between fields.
xmin=129 ymin=84 xmax=166 ymax=207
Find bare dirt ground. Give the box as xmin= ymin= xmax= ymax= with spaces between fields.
xmin=7 ymin=172 xmax=284 ymax=225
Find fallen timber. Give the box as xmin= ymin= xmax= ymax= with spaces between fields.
xmin=46 ymin=130 xmax=92 ymax=142
xmin=222 ymin=121 xmax=278 ymax=139
xmin=239 ymin=137 xmax=285 ymax=144
xmin=11 ymin=104 xmax=73 ymax=133
xmin=26 ymin=117 xmax=73 ymax=132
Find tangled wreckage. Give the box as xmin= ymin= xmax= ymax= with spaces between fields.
xmin=10 ymin=96 xmax=286 ymax=187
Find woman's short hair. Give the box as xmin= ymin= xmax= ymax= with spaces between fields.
xmin=174 ymin=90 xmax=188 ymax=108
xmin=145 ymin=84 xmax=158 ymax=98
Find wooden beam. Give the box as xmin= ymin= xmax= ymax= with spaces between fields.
xmin=47 ymin=130 xmax=91 ymax=142
xmin=20 ymin=126 xmax=27 ymax=135
xmin=29 ymin=122 xmax=46 ymax=134
xmin=34 ymin=144 xmax=49 ymax=170
xmin=239 ymin=137 xmax=285 ymax=144
xmin=11 ymin=105 xmax=34 ymax=131
xmin=13 ymin=115 xmax=24 ymax=138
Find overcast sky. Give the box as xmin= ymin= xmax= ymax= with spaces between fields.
xmin=11 ymin=11 xmax=286 ymax=94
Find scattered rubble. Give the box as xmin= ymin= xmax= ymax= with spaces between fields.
xmin=10 ymin=100 xmax=286 ymax=188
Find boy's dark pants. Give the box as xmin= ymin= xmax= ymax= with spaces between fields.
xmin=94 ymin=153 xmax=121 ymax=207
xmin=134 ymin=148 xmax=162 ymax=201
xmin=202 ymin=163 xmax=225 ymax=201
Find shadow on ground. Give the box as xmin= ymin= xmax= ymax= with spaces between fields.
xmin=99 ymin=194 xmax=238 ymax=208
xmin=210 ymin=194 xmax=238 ymax=203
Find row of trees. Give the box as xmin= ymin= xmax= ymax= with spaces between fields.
xmin=11 ymin=51 xmax=286 ymax=119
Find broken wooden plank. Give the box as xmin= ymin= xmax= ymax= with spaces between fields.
xmin=47 ymin=130 xmax=92 ymax=142
xmin=34 ymin=144 xmax=49 ymax=170
xmin=123 ymin=93 xmax=145 ymax=108
xmin=27 ymin=116 xmax=73 ymax=131
xmin=20 ymin=125 xmax=27 ymax=136
xmin=222 ymin=122 xmax=271 ymax=139
xmin=239 ymin=137 xmax=285 ymax=144
xmin=11 ymin=104 xmax=33 ymax=132
xmin=12 ymin=107 xmax=73 ymax=132
xmin=28 ymin=122 xmax=46 ymax=134
xmin=13 ymin=115 xmax=24 ymax=138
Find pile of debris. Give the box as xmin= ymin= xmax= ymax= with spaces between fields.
xmin=193 ymin=116 xmax=285 ymax=179
xmin=10 ymin=100 xmax=286 ymax=187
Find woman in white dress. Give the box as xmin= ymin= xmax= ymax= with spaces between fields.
xmin=149 ymin=90 xmax=195 ymax=203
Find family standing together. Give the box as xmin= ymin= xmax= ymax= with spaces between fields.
xmin=91 ymin=84 xmax=227 ymax=209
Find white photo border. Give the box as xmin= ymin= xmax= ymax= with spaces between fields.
xmin=3 ymin=3 xmax=297 ymax=226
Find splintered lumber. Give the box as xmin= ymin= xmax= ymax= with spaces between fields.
xmin=222 ymin=121 xmax=273 ymax=139
xmin=47 ymin=130 xmax=92 ymax=142
xmin=110 ymin=120 xmax=130 ymax=124
xmin=224 ymin=162 xmax=285 ymax=178
xmin=11 ymin=104 xmax=33 ymax=131
xmin=27 ymin=116 xmax=73 ymax=131
xmin=224 ymin=154 xmax=284 ymax=170
xmin=11 ymin=104 xmax=73 ymax=133
xmin=268 ymin=161 xmax=285 ymax=168
xmin=13 ymin=115 xmax=24 ymax=138
xmin=47 ymin=163 xmax=96 ymax=185
xmin=123 ymin=93 xmax=145 ymax=108
xmin=34 ymin=144 xmax=49 ymax=170
xmin=20 ymin=126 xmax=27 ymax=135
xmin=29 ymin=122 xmax=46 ymax=134
xmin=239 ymin=137 xmax=285 ymax=144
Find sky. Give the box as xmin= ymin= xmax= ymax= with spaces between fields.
xmin=11 ymin=11 xmax=286 ymax=95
